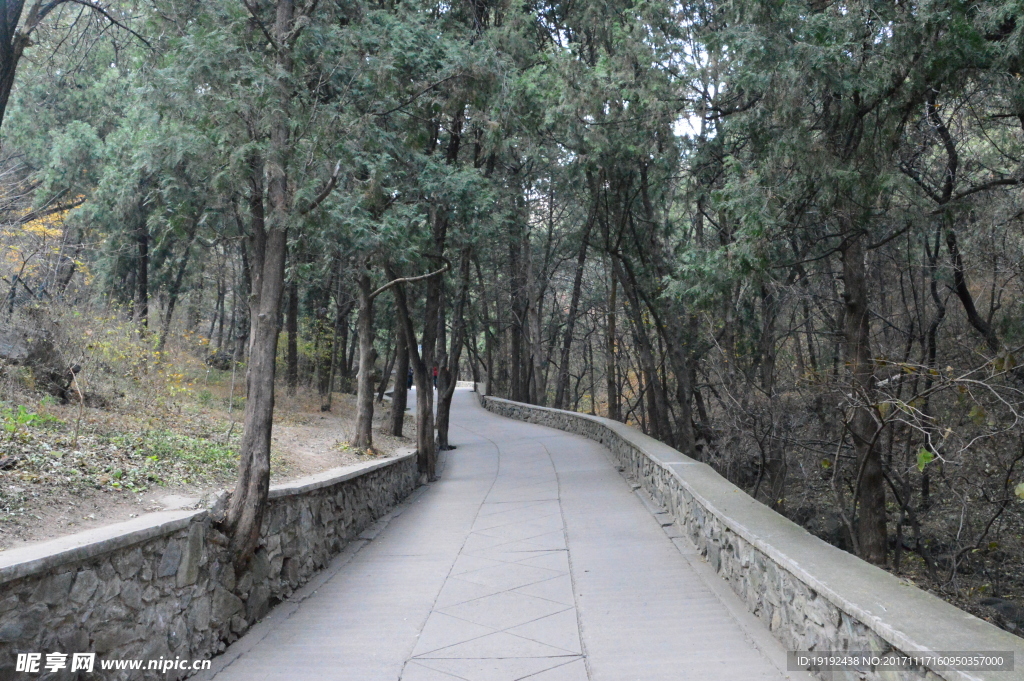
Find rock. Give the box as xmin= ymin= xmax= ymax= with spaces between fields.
xmin=159 ymin=541 xmax=183 ymax=578
xmin=0 ymin=328 xmax=30 ymax=363
xmin=188 ymin=595 xmax=212 ymax=631
xmin=69 ymin=570 xmax=100 ymax=604
xmin=102 ymin=575 xmax=122 ymax=602
xmin=168 ymin=616 xmax=189 ymax=653
xmin=205 ymin=351 xmax=234 ymax=370
xmin=282 ymin=557 xmax=299 ymax=587
xmin=113 ymin=548 xmax=143 ymax=579
xmin=0 ymin=605 xmax=47 ymax=643
xmin=99 ymin=602 xmax=131 ymax=622
xmin=30 ymin=572 xmax=74 ymax=605
xmin=207 ymin=492 xmax=230 ymax=524
xmin=251 ymin=550 xmax=271 ymax=583
xmin=246 ymin=584 xmax=270 ymax=621
xmin=210 ymin=587 xmax=243 ymax=626
xmin=58 ymin=625 xmax=88 ymax=653
xmin=177 ymin=523 xmax=205 ymax=588
xmin=980 ymin=597 xmax=1024 ymax=630
xmin=0 ymin=323 xmax=76 ymax=400
xmin=140 ymin=632 xmax=172 ymax=663
xmin=120 ymin=581 xmax=142 ymax=611
xmin=230 ymin=615 xmax=249 ymax=635
xmin=92 ymin=625 xmax=143 ymax=654
xmin=0 ymin=596 xmax=19 ymax=614
xmin=236 ymin=571 xmax=253 ymax=598
xmin=98 ymin=559 xmax=116 ymax=582
xmin=216 ymin=562 xmax=236 ymax=592
xmin=707 ymin=540 xmax=721 ymax=572
xmin=265 ymin=533 xmax=282 ymax=558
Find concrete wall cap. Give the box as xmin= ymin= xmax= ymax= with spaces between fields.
xmin=0 ymin=510 xmax=203 ymax=585
xmin=267 ymin=449 xmax=416 ymax=499
xmin=0 ymin=449 xmax=417 ymax=586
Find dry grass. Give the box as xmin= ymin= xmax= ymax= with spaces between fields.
xmin=0 ymin=306 xmax=410 ymax=550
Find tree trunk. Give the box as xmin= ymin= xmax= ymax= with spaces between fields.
xmin=758 ymin=283 xmax=785 ymax=510
xmin=553 ymin=218 xmax=592 ymax=409
xmin=391 ymin=266 xmax=439 ymax=483
xmin=352 ymin=262 xmax=378 ymax=449
xmin=323 ymin=277 xmax=351 ymax=411
xmin=508 ymin=215 xmax=529 ymax=402
xmin=474 ymin=257 xmax=494 ymax=396
xmin=841 ymin=230 xmax=887 ymax=565
xmin=345 ymin=318 xmax=358 ymax=381
xmin=614 ymin=257 xmax=670 ymax=442
xmin=235 ymin=239 xmax=251 ymax=363
xmin=227 ymin=222 xmax=286 ymax=566
xmin=605 ymin=265 xmax=620 ymax=420
xmin=156 ymin=228 xmax=197 ymax=353
xmin=655 ymin=310 xmax=698 ymax=458
xmin=587 ymin=334 xmax=597 ymax=414
xmin=225 ymin=0 xmax=296 ymax=567
xmin=946 ymin=229 xmax=1001 ymax=355
xmin=317 ymin=312 xmax=335 ymax=411
xmin=526 ymin=234 xmax=547 ymax=405
xmin=0 ymin=2 xmax=34 ymax=132
xmin=54 ymin=238 xmax=82 ymax=295
xmin=435 ymin=250 xmax=471 ymax=451
xmin=376 ymin=337 xmax=395 ymax=404
xmin=335 ymin=305 xmax=351 ymax=386
xmin=390 ymin=319 xmax=409 ymax=436
xmin=286 ymin=278 xmax=299 ymax=395
xmin=213 ymin=273 xmax=226 ymax=350
xmin=136 ymin=220 xmax=149 ymax=329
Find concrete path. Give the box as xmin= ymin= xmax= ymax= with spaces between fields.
xmin=201 ymin=389 xmax=806 ymax=681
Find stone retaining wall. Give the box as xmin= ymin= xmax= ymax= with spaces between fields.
xmin=0 ymin=451 xmax=418 ymax=681
xmin=480 ymin=395 xmax=1024 ymax=681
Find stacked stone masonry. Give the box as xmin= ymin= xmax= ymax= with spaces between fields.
xmin=480 ymin=395 xmax=1024 ymax=681
xmin=0 ymin=452 xmax=417 ymax=681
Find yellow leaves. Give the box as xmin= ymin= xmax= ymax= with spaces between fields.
xmin=19 ymin=205 xmax=71 ymax=240
xmin=23 ymin=222 xmax=62 ymax=240
xmin=1 ymin=207 xmax=70 ymax=282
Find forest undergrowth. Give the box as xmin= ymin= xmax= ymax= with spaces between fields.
xmin=0 ymin=306 xmax=401 ymax=550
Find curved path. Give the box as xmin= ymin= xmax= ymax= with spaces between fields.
xmin=200 ymin=389 xmax=809 ymax=681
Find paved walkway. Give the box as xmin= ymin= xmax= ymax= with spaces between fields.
xmin=202 ymin=389 xmax=807 ymax=681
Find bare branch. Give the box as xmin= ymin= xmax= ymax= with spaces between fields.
xmin=239 ymin=0 xmax=280 ymax=54
xmin=299 ymin=160 xmax=341 ymax=215
xmin=14 ymin=195 xmax=86 ymax=224
xmin=369 ymin=259 xmax=451 ymax=301
xmin=59 ymin=0 xmax=152 ymax=48
xmin=373 ymin=72 xmax=462 ymax=118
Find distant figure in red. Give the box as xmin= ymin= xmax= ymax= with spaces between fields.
xmin=432 ymin=366 xmax=438 ymax=388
